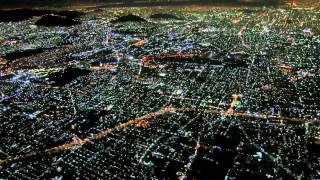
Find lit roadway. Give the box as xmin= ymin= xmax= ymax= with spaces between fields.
xmin=0 ymin=100 xmax=315 ymax=165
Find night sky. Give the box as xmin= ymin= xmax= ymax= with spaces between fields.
xmin=0 ymin=0 xmax=283 ymax=8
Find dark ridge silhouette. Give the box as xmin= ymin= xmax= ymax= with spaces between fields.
xmin=0 ymin=9 xmax=83 ymax=22
xmin=52 ymin=10 xmax=83 ymax=19
xmin=3 ymin=48 xmax=53 ymax=61
xmin=35 ymin=15 xmax=80 ymax=27
xmin=47 ymin=67 xmax=91 ymax=86
xmin=149 ymin=13 xmax=182 ymax=20
xmin=111 ymin=14 xmax=148 ymax=23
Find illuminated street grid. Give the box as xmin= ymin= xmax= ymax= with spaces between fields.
xmin=0 ymin=6 xmax=320 ymax=179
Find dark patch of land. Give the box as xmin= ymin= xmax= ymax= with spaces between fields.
xmin=35 ymin=15 xmax=81 ymax=27
xmin=47 ymin=67 xmax=91 ymax=86
xmin=0 ymin=9 xmax=82 ymax=22
xmin=111 ymin=14 xmax=148 ymax=23
xmin=3 ymin=48 xmax=53 ymax=61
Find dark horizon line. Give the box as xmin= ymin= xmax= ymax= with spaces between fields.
xmin=0 ymin=0 xmax=283 ymax=9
